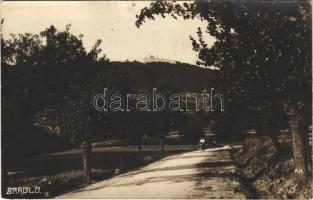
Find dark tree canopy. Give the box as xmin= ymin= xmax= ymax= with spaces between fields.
xmin=1 ymin=24 xmax=109 ymax=66
xmin=136 ymin=0 xmax=311 ymax=133
xmin=136 ymin=0 xmax=312 ymax=177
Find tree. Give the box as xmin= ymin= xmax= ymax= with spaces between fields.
xmin=2 ymin=24 xmax=110 ymax=184
xmin=109 ymin=111 xmax=147 ymax=160
xmin=2 ymin=24 xmax=109 ymax=67
xmin=136 ymin=1 xmax=311 ymax=179
xmin=177 ymin=111 xmax=206 ymax=144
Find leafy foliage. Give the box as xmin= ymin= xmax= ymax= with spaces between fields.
xmin=1 ymin=25 xmax=110 ymax=157
xmin=136 ymin=0 xmax=312 ymax=138
xmin=2 ymin=22 xmax=217 ymax=157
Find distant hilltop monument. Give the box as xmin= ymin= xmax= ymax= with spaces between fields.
xmin=143 ymin=55 xmax=176 ymax=64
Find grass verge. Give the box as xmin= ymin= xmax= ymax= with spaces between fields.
xmin=3 ymin=145 xmax=195 ymax=198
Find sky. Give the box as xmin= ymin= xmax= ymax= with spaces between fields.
xmin=0 ymin=1 xmax=215 ymax=65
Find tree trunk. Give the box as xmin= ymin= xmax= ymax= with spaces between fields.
xmin=83 ymin=135 xmax=92 ymax=184
xmin=137 ymin=144 xmax=142 ymax=161
xmin=2 ymin=153 xmax=8 ymax=197
xmin=160 ymin=135 xmax=165 ymax=157
xmin=269 ymin=134 xmax=282 ymax=154
xmin=304 ymin=126 xmax=312 ymax=172
xmin=2 ymin=133 xmax=8 ymax=197
xmin=285 ymin=106 xmax=309 ymax=180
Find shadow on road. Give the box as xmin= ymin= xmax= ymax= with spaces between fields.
xmin=65 ymin=148 xmax=258 ymax=199
xmin=118 ymin=160 xmax=233 ymax=177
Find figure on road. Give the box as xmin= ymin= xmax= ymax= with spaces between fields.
xmin=199 ymin=137 xmax=206 ymax=151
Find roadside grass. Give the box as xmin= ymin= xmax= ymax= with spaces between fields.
xmin=4 ymin=145 xmax=196 ymax=198
xmin=231 ymin=136 xmax=312 ymax=199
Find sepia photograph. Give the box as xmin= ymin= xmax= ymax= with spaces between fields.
xmin=0 ymin=0 xmax=312 ymax=199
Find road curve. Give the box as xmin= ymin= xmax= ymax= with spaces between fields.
xmin=58 ymin=147 xmax=247 ymax=199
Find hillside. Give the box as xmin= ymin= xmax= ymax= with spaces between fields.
xmin=2 ymin=61 xmax=218 ymax=159
xmin=102 ymin=61 xmax=218 ymax=92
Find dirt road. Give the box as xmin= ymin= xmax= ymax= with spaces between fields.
xmin=58 ymin=146 xmax=250 ymax=199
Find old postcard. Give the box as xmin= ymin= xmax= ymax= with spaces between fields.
xmin=1 ymin=1 xmax=312 ymax=199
